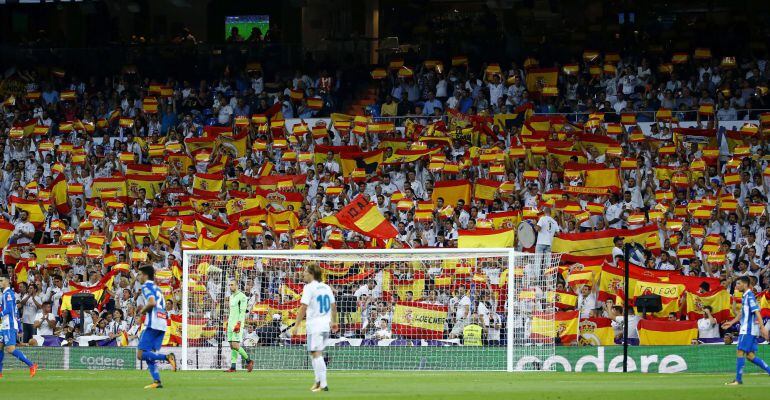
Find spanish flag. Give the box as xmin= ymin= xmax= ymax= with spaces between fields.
xmin=526 ymin=68 xmax=559 ymax=93
xmin=382 ymin=271 xmax=426 ymax=301
xmin=458 ymin=228 xmax=514 ymax=248
xmin=451 ymin=56 xmax=468 ymax=66
xmin=184 ymin=137 xmax=216 ymax=153
xmin=0 ymin=220 xmax=13 ymax=247
xmin=267 ymin=210 xmax=299 ymax=231
xmin=220 ymin=131 xmax=249 ymax=157
xmin=487 ymin=210 xmax=521 ymax=229
xmin=671 ymin=52 xmax=689 ymax=64
xmin=192 ymin=173 xmax=224 ymax=197
xmin=578 ymin=317 xmax=615 ymax=346
xmin=14 ymin=262 xmax=29 ymax=286
xmin=685 ymin=289 xmax=733 ymax=322
xmin=391 ymin=301 xmax=447 ymax=339
xmin=638 ymin=320 xmax=697 ymax=345
xmin=530 ymin=311 xmax=579 ymax=344
xmin=473 ymin=179 xmax=501 ymax=202
xmin=329 ymin=194 xmax=397 ymax=240
xmin=339 ymin=150 xmax=384 ymax=177
xmin=432 ymin=180 xmax=471 ymax=208
xmin=567 ymin=270 xmax=595 ymax=287
xmin=9 ymin=196 xmax=46 ymax=227
xmin=553 ymin=225 xmax=658 ymax=257
xmin=60 ymin=270 xmax=119 ymax=316
xmin=564 ymin=162 xmax=621 ymax=192
xmin=634 ymin=279 xmax=685 ymax=317
xmin=371 ymin=68 xmax=387 ymax=79
xmin=50 ymin=173 xmax=70 ymax=214
xmin=194 ymin=214 xmax=231 ymax=236
xmin=197 ymin=226 xmax=240 ymax=250
xmin=549 ymin=290 xmax=578 ymax=310
xmin=127 ymin=174 xmax=165 ymax=198
xmin=91 ymin=177 xmax=128 ymax=201
xmin=694 ymin=48 xmax=712 ymax=59
xmin=289 ymin=89 xmax=304 ymax=102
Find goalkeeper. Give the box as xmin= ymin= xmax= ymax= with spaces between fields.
xmin=226 ymin=279 xmax=254 ymax=372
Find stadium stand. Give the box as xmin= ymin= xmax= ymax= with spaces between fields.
xmin=1 ymin=2 xmax=770 ymax=351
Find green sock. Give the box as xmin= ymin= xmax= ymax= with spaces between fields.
xmin=231 ymin=349 xmax=237 ymax=368
xmin=237 ymin=347 xmax=250 ymax=361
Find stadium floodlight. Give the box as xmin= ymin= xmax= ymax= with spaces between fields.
xmin=181 ymin=249 xmax=559 ymax=372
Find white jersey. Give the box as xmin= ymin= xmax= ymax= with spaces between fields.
xmin=301 ymin=280 xmax=335 ymax=334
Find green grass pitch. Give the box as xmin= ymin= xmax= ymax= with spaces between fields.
xmin=2 ymin=370 xmax=770 ymax=399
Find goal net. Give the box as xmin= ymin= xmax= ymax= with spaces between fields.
xmin=181 ymin=249 xmax=559 ymax=371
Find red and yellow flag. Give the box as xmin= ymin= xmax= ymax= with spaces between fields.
xmin=197 ymin=226 xmax=240 ymax=250
xmin=50 ymin=173 xmax=70 ymax=214
xmin=685 ymin=289 xmax=733 ymax=322
xmin=391 ymin=301 xmax=447 ymax=339
xmin=339 ymin=150 xmax=384 ymax=177
xmin=526 ymin=68 xmax=559 ymax=93
xmin=92 ymin=177 xmax=128 ymax=201
xmin=9 ymin=196 xmax=47 ymax=227
xmin=329 ymin=194 xmax=398 ymax=240
xmin=553 ymin=225 xmax=658 ymax=257
xmin=382 ymin=271 xmax=427 ymax=301
xmin=0 ymin=220 xmax=13 ymax=248
xmin=267 ymin=210 xmax=299 ymax=231
xmin=634 ymin=278 xmax=685 ymax=318
xmin=458 ymin=228 xmax=514 ymax=248
xmin=638 ymin=320 xmax=697 ymax=345
xmin=192 ymin=173 xmax=224 ymax=197
xmin=432 ymin=180 xmax=472 ymax=208
xmin=473 ymin=179 xmax=501 ymax=202
xmin=127 ymin=174 xmax=165 ymax=198
xmin=60 ymin=270 xmax=119 ymax=316
xmin=548 ymin=290 xmax=578 ymax=310
xmin=578 ymin=317 xmax=615 ymax=346
xmin=530 ymin=311 xmax=578 ymax=344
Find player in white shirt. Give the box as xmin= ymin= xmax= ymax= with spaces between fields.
xmin=292 ymin=263 xmax=338 ymax=392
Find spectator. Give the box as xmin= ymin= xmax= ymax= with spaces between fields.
xmin=20 ymin=283 xmax=42 ymax=342
xmin=33 ymin=301 xmax=57 ymax=336
xmin=697 ymin=306 xmax=720 ymax=340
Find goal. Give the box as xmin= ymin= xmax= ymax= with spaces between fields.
xmin=180 ymin=249 xmax=560 ymax=372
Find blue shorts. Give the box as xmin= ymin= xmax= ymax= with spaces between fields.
xmin=737 ymin=334 xmax=759 ymax=354
xmin=0 ymin=329 xmax=17 ymax=346
xmin=138 ymin=328 xmax=165 ymax=352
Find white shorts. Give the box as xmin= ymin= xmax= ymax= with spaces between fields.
xmin=307 ymin=331 xmax=329 ymax=352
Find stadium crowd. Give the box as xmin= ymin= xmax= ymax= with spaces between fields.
xmin=1 ymin=46 xmax=770 ymax=349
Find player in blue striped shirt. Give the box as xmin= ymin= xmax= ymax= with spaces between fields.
xmin=722 ymin=276 xmax=770 ymax=385
xmin=137 ymin=266 xmax=177 ymax=389
xmin=0 ymin=274 xmax=38 ymax=378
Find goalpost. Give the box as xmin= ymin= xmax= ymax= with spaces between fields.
xmin=181 ymin=249 xmax=559 ymax=372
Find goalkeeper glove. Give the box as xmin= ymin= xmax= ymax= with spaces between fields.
xmin=234 ymin=322 xmax=241 ymax=333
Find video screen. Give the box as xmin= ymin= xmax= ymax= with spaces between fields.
xmin=225 ymin=15 xmax=269 ymax=40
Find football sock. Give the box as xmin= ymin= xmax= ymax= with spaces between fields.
xmin=736 ymin=357 xmax=745 ymax=383
xmin=312 ymin=356 xmax=327 ymax=388
xmin=750 ymin=356 xmax=770 ymax=374
xmin=231 ymin=349 xmax=237 ymax=369
xmin=142 ymin=351 xmax=167 ymax=362
xmin=146 ymin=359 xmax=160 ymax=382
xmin=237 ymin=347 xmax=250 ymax=361
xmin=11 ymin=350 xmax=33 ymax=367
